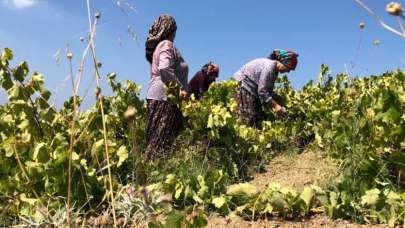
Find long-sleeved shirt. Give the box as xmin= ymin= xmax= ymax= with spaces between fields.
xmin=147 ymin=40 xmax=189 ymax=101
xmin=187 ymin=70 xmax=215 ymax=100
xmin=233 ymin=58 xmax=278 ymax=104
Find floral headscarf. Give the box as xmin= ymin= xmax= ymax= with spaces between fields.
xmin=145 ymin=14 xmax=177 ymax=63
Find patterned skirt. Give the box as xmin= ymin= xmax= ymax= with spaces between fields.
xmin=145 ymin=99 xmax=183 ymax=160
xmin=234 ymin=85 xmax=264 ymax=128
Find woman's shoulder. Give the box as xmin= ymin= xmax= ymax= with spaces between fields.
xmin=246 ymin=58 xmax=274 ymax=67
xmin=191 ymin=70 xmax=204 ymax=81
xmin=156 ymin=40 xmax=174 ymax=51
xmin=256 ymin=58 xmax=275 ymax=64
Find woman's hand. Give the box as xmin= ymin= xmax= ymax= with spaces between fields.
xmin=271 ymin=100 xmax=286 ymax=115
xmin=180 ymin=89 xmax=189 ymax=100
xmin=274 ymin=104 xmax=286 ymax=115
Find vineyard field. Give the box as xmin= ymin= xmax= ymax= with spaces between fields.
xmin=0 ymin=49 xmax=404 ymax=227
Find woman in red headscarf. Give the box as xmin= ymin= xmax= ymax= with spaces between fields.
xmin=233 ymin=49 xmax=299 ymax=127
xmin=187 ymin=62 xmax=220 ymax=100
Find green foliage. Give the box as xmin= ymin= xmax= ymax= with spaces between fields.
xmin=0 ymin=48 xmax=404 ymax=227
xmin=0 ymin=48 xmax=146 ymax=225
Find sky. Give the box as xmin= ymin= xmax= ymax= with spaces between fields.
xmin=0 ymin=0 xmax=404 ymax=107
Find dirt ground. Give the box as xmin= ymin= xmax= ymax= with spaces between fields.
xmin=207 ymin=150 xmax=388 ymax=228
xmin=250 ymin=149 xmax=339 ymax=191
xmin=207 ymin=214 xmax=387 ymax=228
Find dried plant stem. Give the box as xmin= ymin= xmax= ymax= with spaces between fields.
xmin=251 ymin=190 xmax=265 ymax=225
xmin=354 ymin=0 xmax=405 ymax=38
xmin=79 ymin=168 xmax=92 ymax=209
xmin=86 ymin=0 xmax=117 ymax=226
xmin=91 ymin=39 xmax=118 ymax=228
xmin=351 ymin=30 xmax=363 ymax=69
xmin=64 ymin=17 xmax=99 ymax=226
xmin=66 ymin=56 xmax=77 ymax=227
xmin=13 ymin=143 xmax=41 ymax=201
xmin=397 ymin=17 xmax=405 ymax=34
xmin=74 ymin=34 xmax=92 ymax=95
xmin=13 ymin=142 xmax=50 ymax=223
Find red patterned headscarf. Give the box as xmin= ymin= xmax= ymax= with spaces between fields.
xmin=202 ymin=62 xmax=219 ymax=77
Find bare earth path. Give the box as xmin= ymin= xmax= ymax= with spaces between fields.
xmin=207 ymin=150 xmax=387 ymax=228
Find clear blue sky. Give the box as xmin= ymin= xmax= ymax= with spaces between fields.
xmin=0 ymin=0 xmax=404 ymax=107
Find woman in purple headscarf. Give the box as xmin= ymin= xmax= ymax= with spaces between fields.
xmin=144 ymin=14 xmax=189 ymax=159
xmin=233 ymin=49 xmax=299 ymax=128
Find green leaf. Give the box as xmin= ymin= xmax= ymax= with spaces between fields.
xmin=8 ymin=85 xmax=22 ymax=100
xmin=20 ymin=193 xmax=37 ymax=206
xmin=193 ymin=195 xmax=203 ymax=204
xmin=329 ymin=192 xmax=338 ymax=208
xmin=388 ymin=216 xmax=397 ymax=228
xmin=2 ymin=114 xmax=13 ymax=124
xmin=25 ymin=161 xmax=41 ymax=169
xmin=10 ymin=100 xmax=30 ymax=113
xmin=21 ymin=131 xmax=32 ymax=143
xmin=264 ymin=204 xmax=273 ymax=214
xmin=361 ymin=188 xmax=381 ymax=206
xmin=197 ymin=175 xmax=209 ymax=198
xmin=18 ymin=119 xmax=30 ymax=131
xmin=33 ymin=142 xmax=50 ymax=163
xmin=1 ymin=48 xmax=13 ymax=61
xmin=31 ymin=73 xmax=45 ymax=92
xmin=37 ymin=96 xmax=50 ymax=109
xmin=40 ymin=90 xmax=51 ymax=101
xmin=270 ymin=195 xmax=286 ymax=212
xmin=107 ymin=72 xmax=117 ymax=80
xmin=280 ymin=187 xmax=298 ymax=198
xmin=41 ymin=108 xmax=57 ymax=123
xmin=227 ymin=183 xmax=258 ymax=198
xmin=165 ymin=174 xmax=177 ymax=186
xmin=235 ymin=204 xmax=248 ymax=213
xmin=192 ymin=210 xmax=208 ymax=227
xmin=385 ymin=191 xmax=401 ymax=205
xmin=116 ymin=146 xmax=128 ymax=167
xmin=91 ymin=139 xmax=104 ymax=154
xmin=1 ymin=138 xmax=15 ymax=157
xmin=310 ymin=185 xmax=325 ymax=194
xmin=300 ymin=187 xmax=315 ymax=209
xmin=207 ymin=115 xmax=214 ymax=128
xmin=267 ymin=182 xmax=281 ymax=192
xmin=174 ymin=183 xmax=183 ymax=199
xmin=33 ymin=209 xmax=45 ymax=223
xmin=148 ymin=221 xmax=164 ymax=228
xmin=331 ymin=110 xmax=340 ymax=119
xmin=376 ymin=106 xmax=401 ymax=123
xmin=164 ymin=211 xmax=185 ymax=228
xmin=72 ymin=151 xmax=80 ymax=161
xmin=212 ymin=197 xmax=226 ymax=209
xmin=32 ymin=74 xmax=44 ymax=83
xmin=0 ymin=69 xmax=13 ymax=90
xmin=13 ymin=61 xmax=29 ymax=82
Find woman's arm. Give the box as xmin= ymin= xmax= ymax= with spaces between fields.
xmin=257 ymin=64 xmax=276 ymax=105
xmin=158 ymin=41 xmax=184 ymax=90
xmin=258 ymin=64 xmax=286 ymax=114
